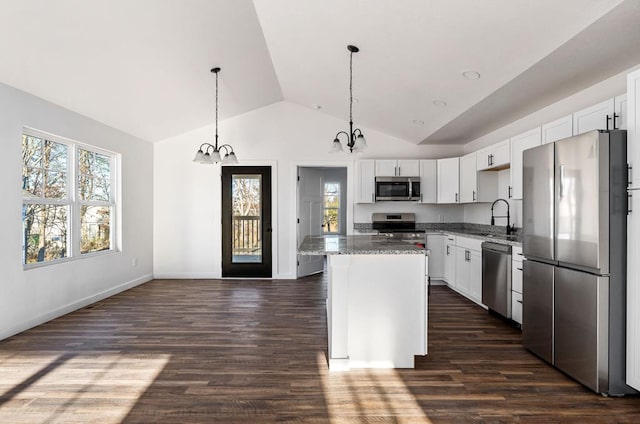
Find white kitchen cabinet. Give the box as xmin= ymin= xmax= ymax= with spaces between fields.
xmin=426 ymin=234 xmax=444 ymax=280
xmin=628 ymin=70 xmax=640 ymax=189
xmin=627 ymin=68 xmax=640 ymax=392
xmin=455 ymin=246 xmax=470 ymax=295
xmin=476 ymin=139 xmax=510 ymax=171
xmin=443 ymin=235 xmax=456 ymax=286
xmin=459 ymin=152 xmax=477 ymax=203
xmin=615 ymin=94 xmax=628 ymax=130
xmin=356 ymin=159 xmax=375 ymax=203
xmin=420 ymin=160 xmax=438 ymax=203
xmin=512 ymin=245 xmax=523 ymax=326
xmin=454 ymin=236 xmax=483 ymax=305
xmin=375 ymin=159 xmax=420 ymax=176
xmin=572 ymin=95 xmax=626 ymax=135
xmin=541 ymin=114 xmax=573 ymax=144
xmin=437 ymin=157 xmax=459 ymax=203
xmin=509 ymin=127 xmax=542 ymax=200
xmin=628 ymin=191 xmax=640 ymax=390
xmin=460 ymin=152 xmax=498 ymax=204
xmin=512 ymin=292 xmax=523 ymax=325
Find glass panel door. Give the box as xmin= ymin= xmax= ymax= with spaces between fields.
xmin=222 ymin=166 xmax=272 ymax=277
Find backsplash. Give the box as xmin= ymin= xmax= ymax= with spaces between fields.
xmin=354 ymin=222 xmax=522 ymax=236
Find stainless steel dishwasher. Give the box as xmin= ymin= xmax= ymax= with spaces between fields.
xmin=481 ymin=242 xmax=512 ymax=319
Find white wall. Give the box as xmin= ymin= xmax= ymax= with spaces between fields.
xmin=153 ymin=101 xmax=462 ymax=279
xmin=0 ymin=83 xmax=154 ymax=341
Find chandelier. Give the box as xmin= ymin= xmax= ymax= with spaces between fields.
xmin=193 ymin=67 xmax=238 ymax=164
xmin=330 ymin=45 xmax=367 ymax=153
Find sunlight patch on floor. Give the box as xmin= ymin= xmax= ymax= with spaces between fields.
xmin=0 ymin=352 xmax=169 ymax=423
xmin=317 ymin=352 xmax=432 ymax=423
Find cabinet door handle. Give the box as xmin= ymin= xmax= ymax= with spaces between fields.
xmin=455 ymin=193 xmax=458 ymax=203
xmin=516 ymin=300 xmax=523 ymax=304
xmin=628 ymin=165 xmax=633 ymax=187
xmin=473 ymin=190 xmax=476 ymax=201
xmin=606 ymin=114 xmax=612 ymax=130
xmin=629 ymin=192 xmax=633 ymax=215
xmin=613 ymin=113 xmax=620 ymax=130
xmin=508 ymin=186 xmax=512 ymax=199
xmin=487 ymin=155 xmax=491 ymax=167
xmin=517 ymin=252 xmax=523 ymax=256
xmin=517 ymin=267 xmax=523 ymax=271
xmin=446 ymin=245 xmax=450 ymax=255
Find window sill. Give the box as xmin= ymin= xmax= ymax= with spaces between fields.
xmin=23 ymin=249 xmax=121 ymax=271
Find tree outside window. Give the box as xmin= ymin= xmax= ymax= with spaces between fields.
xmin=21 ymin=129 xmax=117 ymax=266
xmin=323 ymin=182 xmax=340 ymax=234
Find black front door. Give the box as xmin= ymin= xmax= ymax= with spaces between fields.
xmin=221 ymin=166 xmax=272 ymax=278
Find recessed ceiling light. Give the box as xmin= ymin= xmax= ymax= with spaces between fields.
xmin=432 ymin=100 xmax=448 ymax=107
xmin=312 ymin=104 xmax=322 ymax=110
xmin=462 ymin=70 xmax=481 ymax=80
xmin=412 ymin=119 xmax=425 ymax=126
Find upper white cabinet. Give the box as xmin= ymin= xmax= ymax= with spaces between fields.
xmin=460 ymin=152 xmax=498 ymax=203
xmin=627 ymin=68 xmax=640 ymax=391
xmin=573 ymin=95 xmax=626 ymax=135
xmin=629 ymin=70 xmax=640 ymax=189
xmin=437 ymin=157 xmax=460 ymax=204
xmin=459 ymin=152 xmax=477 ymax=203
xmin=420 ymin=159 xmax=438 ymax=203
xmin=375 ymin=159 xmax=420 ymax=176
xmin=541 ymin=114 xmax=573 ymax=144
xmin=476 ymin=139 xmax=510 ymax=171
xmin=510 ymin=127 xmax=542 ymax=200
xmin=356 ymin=160 xmax=375 ymax=204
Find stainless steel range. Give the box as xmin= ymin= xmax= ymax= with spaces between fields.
xmin=371 ymin=213 xmax=425 ymax=244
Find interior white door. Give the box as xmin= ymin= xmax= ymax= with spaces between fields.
xmin=297 ymin=168 xmax=325 ymax=277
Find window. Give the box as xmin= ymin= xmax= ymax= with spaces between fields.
xmin=21 ymin=129 xmax=117 ymax=266
xmin=322 ymin=182 xmax=340 ymax=234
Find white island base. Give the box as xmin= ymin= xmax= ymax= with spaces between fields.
xmin=326 ymin=253 xmax=427 ymax=370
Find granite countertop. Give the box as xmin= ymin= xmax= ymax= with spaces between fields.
xmin=425 ymin=230 xmax=522 ymax=246
xmin=298 ymin=235 xmax=427 ymax=255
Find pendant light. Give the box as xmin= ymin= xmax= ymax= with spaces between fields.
xmin=193 ymin=67 xmax=238 ymax=164
xmin=330 ymin=45 xmax=367 ymax=154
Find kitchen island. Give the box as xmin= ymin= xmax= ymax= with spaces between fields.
xmin=298 ymin=235 xmax=427 ymax=370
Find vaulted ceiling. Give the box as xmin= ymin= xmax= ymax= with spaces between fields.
xmin=1 ymin=0 xmax=639 ymax=145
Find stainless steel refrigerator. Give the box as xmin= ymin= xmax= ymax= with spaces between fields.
xmin=522 ymin=130 xmax=635 ymax=395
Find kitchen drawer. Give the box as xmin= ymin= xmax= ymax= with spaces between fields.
xmin=512 ymin=291 xmax=523 ymax=325
xmin=512 ymin=261 xmax=523 ymax=293
xmin=512 ymin=245 xmax=523 ymax=261
xmin=444 ymin=234 xmax=457 ymax=245
xmin=456 ymin=236 xmax=482 ymax=252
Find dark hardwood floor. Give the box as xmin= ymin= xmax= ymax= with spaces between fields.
xmin=0 ymin=275 xmax=638 ymax=423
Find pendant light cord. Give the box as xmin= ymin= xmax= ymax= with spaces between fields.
xmin=215 ymin=70 xmax=219 ymax=147
xmin=349 ymin=49 xmax=353 ymax=124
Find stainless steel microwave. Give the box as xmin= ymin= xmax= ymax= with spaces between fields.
xmin=375 ymin=176 xmax=421 ymax=201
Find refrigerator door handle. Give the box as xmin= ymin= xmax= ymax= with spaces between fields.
xmin=629 ymin=165 xmax=633 ymax=187
xmin=559 ymin=164 xmax=566 ymax=197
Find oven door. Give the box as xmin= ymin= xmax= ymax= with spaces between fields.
xmin=375 ymin=177 xmax=411 ymax=201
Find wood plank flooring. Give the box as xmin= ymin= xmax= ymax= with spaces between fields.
xmin=0 ymin=275 xmax=639 ymax=423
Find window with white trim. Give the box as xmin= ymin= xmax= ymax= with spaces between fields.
xmin=21 ymin=129 xmax=118 ymax=266
xmin=322 ymin=182 xmax=340 ymax=234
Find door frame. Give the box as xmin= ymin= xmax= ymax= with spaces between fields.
xmin=292 ymin=160 xmax=354 ymax=278
xmin=221 ymin=160 xmax=278 ymax=279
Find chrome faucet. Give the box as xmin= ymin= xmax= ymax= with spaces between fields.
xmin=491 ymin=198 xmax=513 ymax=235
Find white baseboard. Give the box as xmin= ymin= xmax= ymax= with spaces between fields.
xmin=1 ymin=273 xmax=153 ymax=341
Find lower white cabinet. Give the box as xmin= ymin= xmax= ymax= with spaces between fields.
xmin=443 ymin=235 xmax=456 ymax=286
xmin=512 ymin=245 xmax=523 ymax=326
xmin=453 ymin=237 xmax=483 ymax=305
xmin=426 ymin=234 xmax=444 ymax=279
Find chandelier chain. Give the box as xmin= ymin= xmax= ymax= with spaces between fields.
xmin=215 ymin=70 xmax=219 ymax=143
xmin=349 ymin=49 xmax=353 ymax=124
